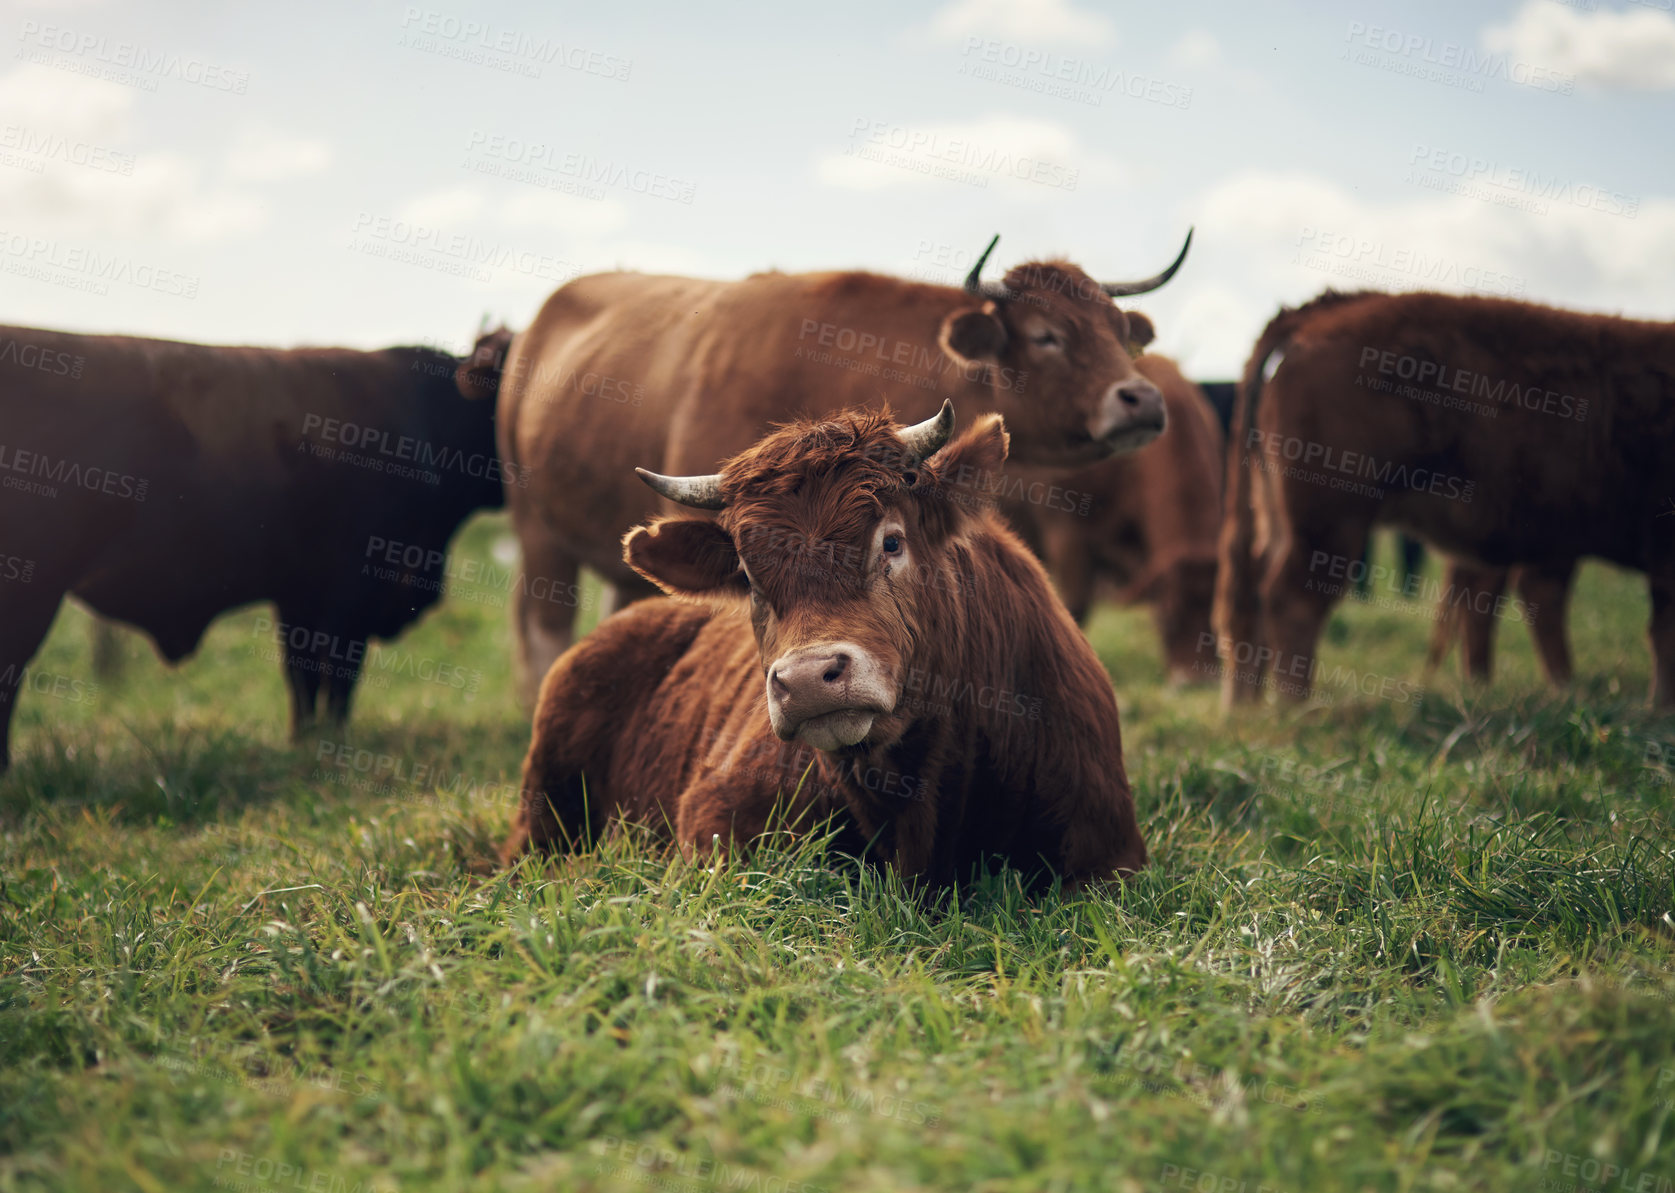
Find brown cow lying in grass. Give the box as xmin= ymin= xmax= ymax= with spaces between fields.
xmin=500 ymin=404 xmax=1148 ymax=889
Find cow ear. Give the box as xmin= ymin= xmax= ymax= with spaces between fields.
xmin=928 ymin=413 xmax=1010 ymax=480
xmin=939 ymin=306 xmax=1008 ymax=366
xmin=624 ymin=518 xmax=747 ymax=601
xmin=1119 ymin=309 xmax=1155 ymax=356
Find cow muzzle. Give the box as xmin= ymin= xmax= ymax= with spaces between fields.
xmin=1090 ymin=378 xmax=1167 ymax=454
xmin=765 ymin=643 xmax=894 ymax=751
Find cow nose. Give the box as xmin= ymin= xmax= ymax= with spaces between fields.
xmin=1116 ymin=380 xmax=1158 ymax=410
xmin=1094 ymin=378 xmax=1166 ymax=450
xmin=771 ymin=651 xmax=850 ymax=696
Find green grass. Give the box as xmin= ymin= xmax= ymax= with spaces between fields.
xmin=3 ymin=520 xmax=1673 ymax=1192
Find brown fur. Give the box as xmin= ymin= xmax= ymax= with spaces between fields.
xmin=495 ymin=252 xmax=1177 ymax=701
xmin=1003 ymin=353 xmax=1224 ymax=682
xmin=1214 ymin=290 xmax=1675 ymax=707
xmin=0 ymin=325 xmax=502 ymax=768
xmin=501 ymin=410 xmax=1148 ymax=890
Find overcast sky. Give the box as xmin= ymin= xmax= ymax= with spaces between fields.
xmin=2 ymin=0 xmax=1672 ymax=377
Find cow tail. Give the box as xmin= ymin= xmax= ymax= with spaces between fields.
xmin=1213 ymin=311 xmax=1294 ymax=708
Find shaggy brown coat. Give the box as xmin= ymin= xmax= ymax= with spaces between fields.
xmin=501 ymin=410 xmax=1148 ymax=889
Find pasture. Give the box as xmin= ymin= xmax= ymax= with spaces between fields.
xmin=3 ymin=517 xmax=1672 ymax=1192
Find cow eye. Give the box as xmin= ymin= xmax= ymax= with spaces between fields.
xmin=1031 ymin=330 xmax=1061 ymax=349
xmin=882 ymin=534 xmax=902 ymax=556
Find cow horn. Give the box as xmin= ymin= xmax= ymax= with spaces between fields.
xmin=635 ymin=467 xmax=726 ymax=510
xmin=963 ymin=233 xmax=1013 ymax=301
xmin=897 ymin=400 xmax=956 ymax=463
xmin=1101 ymin=228 xmax=1193 ymax=298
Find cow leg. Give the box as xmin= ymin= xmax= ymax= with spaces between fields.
xmin=1647 ymin=575 xmax=1675 ymax=708
xmin=274 ymin=610 xmax=324 ymax=740
xmin=1517 ymin=562 xmax=1575 ymax=688
xmin=512 ymin=540 xmax=581 ymax=709
xmin=323 ymin=650 xmax=363 ymax=727
xmin=1456 ymin=565 xmax=1508 ymax=683
xmin=1397 ymin=535 xmax=1425 ymax=590
xmin=1260 ymin=514 xmax=1374 ymax=703
xmin=1423 ymin=560 xmax=1463 ymax=675
xmin=0 ymin=581 xmax=69 ymax=772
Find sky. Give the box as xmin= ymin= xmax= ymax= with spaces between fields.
xmin=1 ymin=0 xmax=1672 ymax=378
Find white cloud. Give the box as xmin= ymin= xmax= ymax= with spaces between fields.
xmin=0 ymin=64 xmax=131 ymax=141
xmin=0 ymin=66 xmax=268 ymax=241
xmin=226 ymin=129 xmax=332 ymax=182
xmin=1145 ymin=170 xmax=1675 ymax=378
xmin=815 ymin=114 xmax=1119 ymax=199
xmin=1482 ymin=0 xmax=1675 ymax=91
xmin=1166 ymin=29 xmax=1224 ymax=71
xmin=925 ymin=0 xmax=1114 ymax=47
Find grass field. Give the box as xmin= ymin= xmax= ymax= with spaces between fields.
xmin=3 ymin=515 xmax=1674 ymax=1192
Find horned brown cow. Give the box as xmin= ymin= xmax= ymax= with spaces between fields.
xmin=1002 ymin=353 xmax=1224 ymax=684
xmin=488 ymin=233 xmax=1191 ymax=701
xmin=500 ymin=404 xmax=1148 ymax=889
xmin=0 ymin=325 xmax=503 ymax=769
xmin=1215 ymin=289 xmax=1675 ymax=707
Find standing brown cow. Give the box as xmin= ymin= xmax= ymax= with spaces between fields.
xmin=1003 ymin=352 xmax=1224 ymax=684
xmin=500 ymin=404 xmax=1148 ymax=890
xmin=1215 ymin=289 xmax=1675 ymax=707
xmin=489 ymin=233 xmax=1191 ymax=701
xmin=0 ymin=325 xmax=504 ymax=769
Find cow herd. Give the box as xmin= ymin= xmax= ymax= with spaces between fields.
xmin=2 ymin=230 xmax=1671 ymax=888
